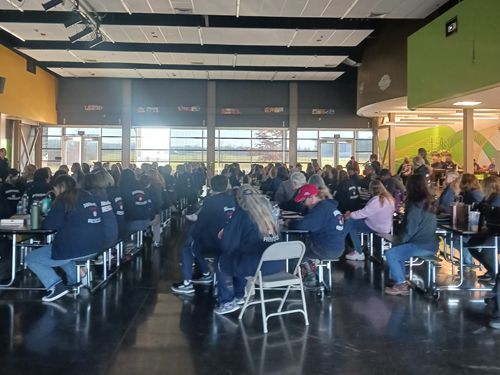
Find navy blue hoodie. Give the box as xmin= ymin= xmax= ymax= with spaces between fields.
xmin=120 ymin=180 xmax=152 ymax=222
xmin=461 ymin=189 xmax=484 ymax=206
xmin=1 ymin=180 xmax=26 ymax=216
xmin=27 ymin=182 xmax=53 ymax=213
xmin=106 ymin=186 xmax=126 ymax=238
xmin=42 ymin=190 xmax=104 ymax=260
xmin=190 ymin=192 xmax=236 ymax=253
xmin=439 ymin=186 xmax=457 ymax=208
xmin=288 ymin=199 xmax=346 ymax=252
xmin=220 ymin=209 xmax=283 ymax=277
xmin=89 ymin=189 xmax=118 ymax=248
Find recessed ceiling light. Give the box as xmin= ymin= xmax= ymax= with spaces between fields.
xmin=453 ymin=101 xmax=482 ymax=106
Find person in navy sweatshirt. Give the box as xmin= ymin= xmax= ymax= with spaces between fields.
xmin=27 ymin=168 xmax=53 ymax=212
xmin=286 ymin=184 xmax=347 ymax=286
xmin=139 ymin=174 xmax=162 ymax=247
xmin=119 ymin=169 xmax=152 ymax=233
xmin=96 ymin=170 xmax=126 ymax=240
xmin=171 ymin=175 xmax=236 ymax=294
xmin=214 ymin=185 xmax=282 ymax=315
xmin=1 ymin=168 xmax=26 ymax=216
xmin=83 ymin=173 xmax=118 ymax=248
xmin=25 ymin=175 xmax=104 ymax=302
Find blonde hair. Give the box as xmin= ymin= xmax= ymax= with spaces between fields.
xmin=237 ymin=184 xmax=278 ymax=238
xmin=95 ymin=170 xmax=115 ymax=188
xmin=483 ymin=175 xmax=500 ymax=199
xmin=369 ymin=179 xmax=394 ymax=207
xmin=22 ymin=164 xmax=37 ymax=180
xmin=446 ymin=170 xmax=460 ymax=195
xmin=147 ymin=168 xmax=165 ymax=188
xmin=317 ymin=186 xmax=333 ymax=200
xmin=460 ymin=173 xmax=482 ymax=192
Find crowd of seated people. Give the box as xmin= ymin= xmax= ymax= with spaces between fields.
xmin=0 ymin=158 xmax=206 ymax=302
xmin=169 ymin=151 xmax=500 ymax=329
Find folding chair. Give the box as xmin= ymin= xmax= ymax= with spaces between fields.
xmin=238 ymin=241 xmax=309 ymax=333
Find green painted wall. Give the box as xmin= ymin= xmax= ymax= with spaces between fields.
xmin=408 ymin=0 xmax=500 ymax=108
xmin=380 ymin=125 xmax=497 ymax=170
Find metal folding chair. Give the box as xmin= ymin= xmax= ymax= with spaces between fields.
xmin=238 ymin=241 xmax=309 ymax=333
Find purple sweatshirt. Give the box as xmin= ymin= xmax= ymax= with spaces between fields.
xmin=350 ymin=196 xmax=394 ymax=233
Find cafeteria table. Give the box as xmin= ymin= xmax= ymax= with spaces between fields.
xmin=438 ymin=223 xmax=499 ymax=293
xmin=0 ymin=226 xmax=56 ymax=290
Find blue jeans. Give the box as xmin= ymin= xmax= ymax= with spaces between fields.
xmin=25 ymin=244 xmax=78 ymax=290
xmin=385 ymin=243 xmax=437 ymax=285
xmin=346 ymin=218 xmax=374 ymax=254
xmin=181 ymin=235 xmax=210 ymax=282
xmin=216 ymin=264 xmax=247 ymax=304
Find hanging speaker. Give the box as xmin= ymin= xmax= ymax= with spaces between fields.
xmin=0 ymin=77 xmax=5 ymax=94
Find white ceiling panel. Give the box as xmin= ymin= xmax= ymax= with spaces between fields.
xmin=20 ymin=49 xmax=348 ymax=69
xmin=48 ymin=67 xmax=343 ymax=80
xmin=300 ymin=0 xmax=334 ymax=17
xmin=3 ymin=23 xmax=372 ymax=46
xmin=0 ymin=0 xmax=448 ymax=18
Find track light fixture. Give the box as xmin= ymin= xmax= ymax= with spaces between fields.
xmin=69 ymin=26 xmax=93 ymax=43
xmin=90 ymin=34 xmax=104 ymax=48
xmin=64 ymin=13 xmax=84 ymax=28
xmin=42 ymin=0 xmax=64 ymax=11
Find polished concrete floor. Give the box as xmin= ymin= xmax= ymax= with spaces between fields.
xmin=1 ymin=218 xmax=500 ymax=375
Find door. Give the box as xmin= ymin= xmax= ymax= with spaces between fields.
xmin=63 ymin=136 xmax=82 ymax=165
xmin=319 ymin=139 xmax=354 ymax=168
xmin=82 ymin=137 xmax=100 ymax=165
xmin=62 ymin=136 xmax=101 ymax=165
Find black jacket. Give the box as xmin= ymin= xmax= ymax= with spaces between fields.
xmin=1 ymin=181 xmax=26 ymax=216
xmin=27 ymin=182 xmax=52 ymax=213
xmin=42 ymin=190 xmax=105 ymax=260
xmin=335 ymin=179 xmax=362 ymax=213
xmin=0 ymin=157 xmax=9 ymax=182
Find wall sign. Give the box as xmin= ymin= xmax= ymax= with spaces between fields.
xmin=138 ymin=107 xmax=160 ymax=113
xmin=222 ymin=108 xmax=240 ymax=114
xmin=312 ymin=109 xmax=335 ymax=115
xmin=84 ymin=105 xmax=103 ymax=111
xmin=178 ymin=106 xmax=201 ymax=112
xmin=263 ymin=107 xmax=284 ymax=113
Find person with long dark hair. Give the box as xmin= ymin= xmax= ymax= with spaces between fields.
xmin=27 ymin=168 xmax=53 ymax=211
xmin=71 ymin=162 xmax=85 ymax=186
xmin=119 ymin=169 xmax=152 ymax=234
xmin=335 ymin=170 xmax=361 ymax=214
xmin=81 ymin=163 xmax=91 ymax=175
xmin=25 ymin=175 xmax=104 ymax=301
xmin=385 ymin=174 xmax=438 ymax=296
xmin=110 ymin=164 xmax=121 ymax=184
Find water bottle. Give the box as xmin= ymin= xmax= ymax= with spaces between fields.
xmin=41 ymin=196 xmax=52 ymax=216
xmin=30 ymin=202 xmax=40 ymax=229
xmin=272 ymin=204 xmax=280 ymax=221
xmin=21 ymin=193 xmax=29 ymax=214
xmin=16 ymin=201 xmax=23 ymax=215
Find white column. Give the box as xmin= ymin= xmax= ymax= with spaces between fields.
xmin=121 ymin=79 xmax=132 ymax=167
xmin=207 ymin=81 xmax=216 ymax=179
xmin=288 ymin=82 xmax=298 ymax=167
xmin=463 ymin=108 xmax=474 ymax=174
xmin=388 ymin=113 xmax=396 ymax=174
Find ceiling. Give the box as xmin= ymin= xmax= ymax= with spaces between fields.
xmin=0 ymin=0 xmax=452 ymax=81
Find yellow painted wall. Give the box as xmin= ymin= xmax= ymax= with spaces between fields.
xmin=0 ymin=44 xmax=58 ymax=123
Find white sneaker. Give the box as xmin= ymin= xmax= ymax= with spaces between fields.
xmin=185 ymin=213 xmax=198 ymax=221
xmin=345 ymin=251 xmax=365 ymax=261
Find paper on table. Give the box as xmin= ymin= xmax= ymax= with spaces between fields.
xmin=282 ymin=211 xmax=300 ymax=215
xmin=282 ymin=215 xmax=304 ymax=219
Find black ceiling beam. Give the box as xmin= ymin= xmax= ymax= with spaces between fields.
xmin=16 ymin=41 xmax=358 ymax=58
xmin=39 ymin=61 xmax=346 ymax=72
xmin=0 ymin=10 xmax=379 ymax=30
